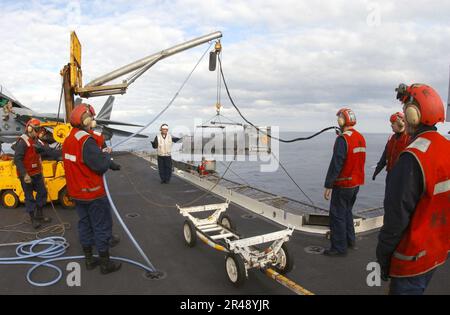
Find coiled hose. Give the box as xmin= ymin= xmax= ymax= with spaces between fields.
xmin=0 ymin=237 xmax=154 ymax=287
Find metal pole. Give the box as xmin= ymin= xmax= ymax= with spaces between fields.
xmin=61 ymin=65 xmax=74 ymax=122
xmin=86 ymin=31 xmax=222 ymax=87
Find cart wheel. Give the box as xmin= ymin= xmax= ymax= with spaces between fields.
xmin=1 ymin=190 xmax=19 ymax=209
xmin=225 ymin=253 xmax=246 ymax=287
xmin=219 ymin=214 xmax=234 ymax=230
xmin=273 ymin=243 xmax=294 ymax=274
xmin=59 ymin=187 xmax=75 ymax=209
xmin=183 ymin=220 xmax=197 ymax=247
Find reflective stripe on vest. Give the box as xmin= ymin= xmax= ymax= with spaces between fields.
xmin=343 ymin=131 xmax=353 ymax=137
xmin=434 ymin=179 xmax=450 ymax=195
xmin=393 ymin=250 xmax=427 ymax=262
xmin=81 ymin=186 xmax=101 ymax=193
xmin=20 ymin=134 xmax=31 ymax=147
xmin=64 ymin=153 xmax=77 ymax=162
xmin=336 ymin=177 xmax=352 ymax=181
xmin=407 ymin=137 xmax=431 ymax=153
xmin=353 ymin=147 xmax=366 ymax=154
xmin=75 ymin=130 xmax=90 ymax=141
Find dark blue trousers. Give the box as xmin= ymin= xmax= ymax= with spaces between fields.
xmin=389 ymin=269 xmax=435 ymax=295
xmin=157 ymin=155 xmax=173 ymax=182
xmin=19 ymin=173 xmax=47 ymax=214
xmin=74 ymin=196 xmax=112 ymax=252
xmin=329 ymin=186 xmax=359 ymax=253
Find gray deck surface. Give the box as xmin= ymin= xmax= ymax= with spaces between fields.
xmin=0 ymin=153 xmax=448 ymax=295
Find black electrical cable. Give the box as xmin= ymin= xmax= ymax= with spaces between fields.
xmin=218 ymin=56 xmax=340 ymax=143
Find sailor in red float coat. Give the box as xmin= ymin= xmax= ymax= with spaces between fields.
xmin=373 ymin=112 xmax=411 ymax=180
xmin=323 ymin=108 xmax=366 ymax=256
xmin=377 ymin=83 xmax=450 ymax=295
xmin=13 ymin=118 xmax=50 ymax=229
xmin=62 ymin=104 xmax=121 ymax=274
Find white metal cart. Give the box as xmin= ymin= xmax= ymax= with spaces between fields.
xmin=177 ymin=201 xmax=294 ymax=287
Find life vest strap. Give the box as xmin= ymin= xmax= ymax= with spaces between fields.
xmin=393 ymin=250 xmax=427 ymax=262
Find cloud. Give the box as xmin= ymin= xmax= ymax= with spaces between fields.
xmin=0 ymin=0 xmax=449 ymax=134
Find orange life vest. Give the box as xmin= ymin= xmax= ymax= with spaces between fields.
xmin=390 ymin=131 xmax=450 ymax=277
xmin=334 ymin=128 xmax=366 ymax=188
xmin=386 ymin=132 xmax=411 ymax=172
xmin=16 ymin=134 xmax=42 ymax=176
xmin=62 ymin=128 xmax=106 ymax=201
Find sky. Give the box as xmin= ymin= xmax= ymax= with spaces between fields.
xmin=1 ymin=0 xmax=449 ymax=134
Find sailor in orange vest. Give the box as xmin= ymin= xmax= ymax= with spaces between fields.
xmin=377 ymin=83 xmax=450 ymax=295
xmin=323 ymin=108 xmax=366 ymax=256
xmin=62 ymin=104 xmax=121 ymax=274
xmin=13 ymin=118 xmax=51 ymax=229
xmin=372 ymin=112 xmax=411 ymax=181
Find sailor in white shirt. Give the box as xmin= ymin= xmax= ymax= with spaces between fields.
xmin=151 ymin=124 xmax=181 ymax=184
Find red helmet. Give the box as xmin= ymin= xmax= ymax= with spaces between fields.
xmin=390 ymin=112 xmax=404 ymax=124
xmin=337 ymin=108 xmax=356 ymax=127
xmin=26 ymin=118 xmax=42 ymax=132
xmin=70 ymin=104 xmax=96 ymax=127
xmin=396 ymin=83 xmax=445 ymax=126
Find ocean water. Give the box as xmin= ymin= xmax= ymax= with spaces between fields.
xmin=116 ymin=132 xmax=395 ymax=211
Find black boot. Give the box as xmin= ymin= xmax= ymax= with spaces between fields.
xmin=83 ymin=246 xmax=100 ymax=270
xmin=29 ymin=212 xmax=41 ymax=230
xmin=35 ymin=207 xmax=52 ymax=223
xmin=109 ymin=234 xmax=121 ymax=248
xmin=99 ymin=251 xmax=122 ymax=275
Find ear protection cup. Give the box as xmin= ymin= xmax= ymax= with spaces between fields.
xmin=337 ymin=116 xmax=346 ymax=128
xmin=405 ymin=104 xmax=421 ymax=127
xmin=82 ymin=115 xmax=93 ymax=128
xmin=396 ymin=83 xmax=444 ymax=126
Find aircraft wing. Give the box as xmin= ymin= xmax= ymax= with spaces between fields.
xmin=17 ymin=113 xmax=144 ymax=127
xmin=101 ymin=126 xmax=148 ymax=140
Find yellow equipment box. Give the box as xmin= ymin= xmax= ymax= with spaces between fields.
xmin=0 ymin=158 xmax=74 ymax=209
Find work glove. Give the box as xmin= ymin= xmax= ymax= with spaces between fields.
xmin=372 ymin=168 xmax=382 ymax=181
xmin=380 ymin=266 xmax=390 ymax=282
xmin=110 ymin=161 xmax=121 ymax=171
xmin=24 ymin=173 xmax=32 ymax=184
